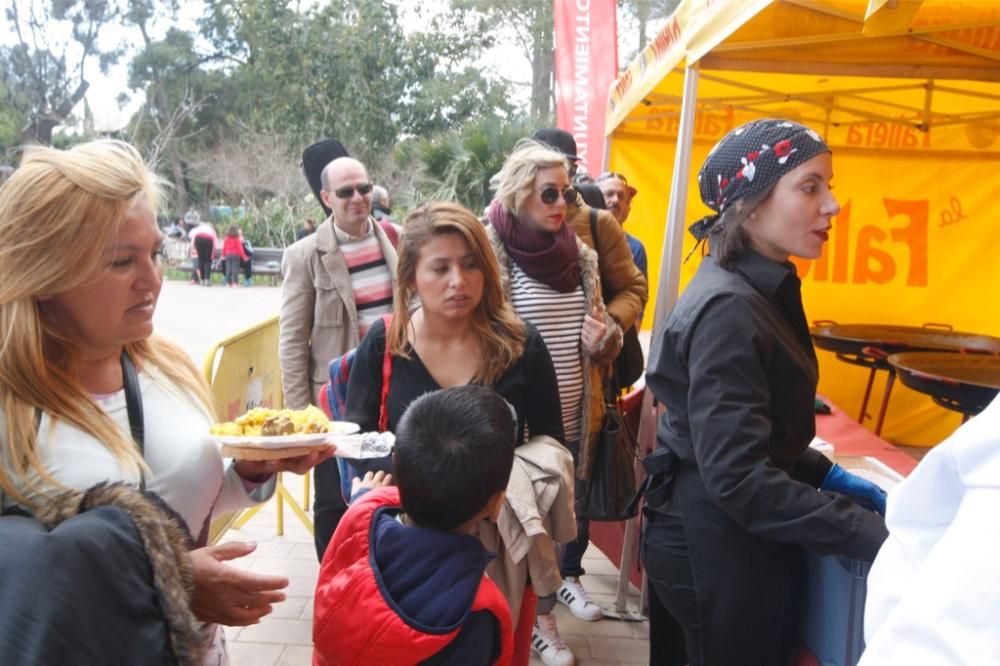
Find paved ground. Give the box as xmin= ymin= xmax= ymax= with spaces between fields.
xmin=154 ymin=278 xmax=651 ymax=666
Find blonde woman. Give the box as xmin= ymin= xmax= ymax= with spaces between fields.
xmin=488 ymin=140 xmax=623 ymax=666
xmin=0 ymin=140 xmax=330 ymax=661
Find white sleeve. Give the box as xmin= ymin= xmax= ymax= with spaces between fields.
xmin=860 ymin=488 xmax=1000 ymax=665
xmin=211 ymin=462 xmax=276 ymax=519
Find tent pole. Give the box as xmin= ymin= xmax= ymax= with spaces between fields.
xmin=655 ymin=62 xmax=701 ymax=324
xmin=610 ymin=63 xmax=701 ymax=620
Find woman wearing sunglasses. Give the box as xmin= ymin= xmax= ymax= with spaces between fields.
xmin=486 ymin=139 xmax=623 ymax=666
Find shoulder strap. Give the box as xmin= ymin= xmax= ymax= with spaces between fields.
xmin=588 ymin=207 xmax=600 ymax=256
xmin=377 ymin=220 xmax=399 ymax=248
xmin=120 ymin=351 xmax=147 ymax=491
xmin=378 ymin=314 xmax=393 ymax=432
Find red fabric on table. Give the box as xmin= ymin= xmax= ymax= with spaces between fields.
xmin=815 ymin=398 xmax=917 ymax=476
xmin=589 ymin=395 xmax=916 ymax=588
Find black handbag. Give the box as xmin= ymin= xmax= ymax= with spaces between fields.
xmin=587 ymin=209 xmax=645 ymax=387
xmin=584 ymin=385 xmax=639 ymax=521
xmin=616 ymin=326 xmax=645 ymax=387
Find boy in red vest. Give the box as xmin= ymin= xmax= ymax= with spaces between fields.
xmin=313 ymin=385 xmax=515 ymax=666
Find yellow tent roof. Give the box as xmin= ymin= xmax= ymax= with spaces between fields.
xmin=606 ymin=0 xmax=1000 ymax=142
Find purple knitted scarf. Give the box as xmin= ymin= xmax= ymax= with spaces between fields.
xmin=487 ymin=200 xmax=581 ymax=293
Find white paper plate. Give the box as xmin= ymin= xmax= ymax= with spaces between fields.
xmin=210 ymin=421 xmax=359 ymax=449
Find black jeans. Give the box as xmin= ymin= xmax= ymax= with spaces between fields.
xmin=312 ymin=457 xmax=347 ymax=561
xmin=560 ymin=441 xmax=589 ymax=577
xmin=642 ymin=467 xmax=803 ymax=666
xmin=194 ymin=236 xmax=214 ymax=282
xmin=642 ymin=512 xmax=692 ymax=666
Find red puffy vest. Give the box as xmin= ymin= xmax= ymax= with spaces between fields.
xmin=313 ymin=487 xmax=513 ymax=666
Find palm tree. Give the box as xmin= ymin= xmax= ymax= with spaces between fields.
xmin=403 ymin=117 xmax=530 ymax=214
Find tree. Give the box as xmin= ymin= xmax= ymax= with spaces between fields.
xmin=195 ymin=0 xmax=513 ymax=168
xmin=452 ymin=0 xmax=554 ymax=125
xmin=127 ymin=17 xmax=217 ymax=213
xmin=618 ymin=0 xmax=681 ymax=63
xmin=1 ymin=0 xmax=123 ymax=144
xmin=186 ymin=130 xmax=315 ymax=247
xmin=397 ymin=116 xmax=530 ymax=214
xmin=0 ymin=80 xmax=27 ymax=159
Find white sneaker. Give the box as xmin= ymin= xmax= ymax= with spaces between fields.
xmin=532 ymin=613 xmax=575 ymax=666
xmin=557 ymin=576 xmax=603 ymax=621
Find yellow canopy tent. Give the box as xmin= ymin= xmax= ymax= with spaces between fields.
xmin=606 ymin=0 xmax=1000 ymax=446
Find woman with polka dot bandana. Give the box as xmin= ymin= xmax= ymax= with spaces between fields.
xmin=641 ymin=119 xmax=889 ymax=665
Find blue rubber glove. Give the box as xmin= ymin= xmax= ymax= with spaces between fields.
xmin=820 ymin=464 xmax=887 ymax=516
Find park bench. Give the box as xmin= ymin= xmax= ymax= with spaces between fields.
xmin=250 ymin=247 xmax=284 ymax=285
xmin=164 ymin=239 xmax=284 ymax=285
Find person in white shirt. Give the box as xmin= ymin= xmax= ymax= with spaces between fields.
xmin=861 ymin=394 xmax=1000 ymax=665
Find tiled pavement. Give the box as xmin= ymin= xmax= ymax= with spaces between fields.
xmin=218 ymin=473 xmax=650 ymax=666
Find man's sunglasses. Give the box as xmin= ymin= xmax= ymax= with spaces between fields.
xmin=538 ymin=186 xmax=576 ymax=205
xmin=331 ymin=182 xmax=373 ymax=199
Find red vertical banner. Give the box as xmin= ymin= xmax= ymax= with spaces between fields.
xmin=553 ymin=0 xmax=619 ymax=177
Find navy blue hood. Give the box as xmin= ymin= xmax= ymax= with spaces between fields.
xmin=370 ymin=508 xmax=494 ymax=633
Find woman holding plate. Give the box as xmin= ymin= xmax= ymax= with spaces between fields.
xmin=0 ymin=140 xmax=331 ymax=661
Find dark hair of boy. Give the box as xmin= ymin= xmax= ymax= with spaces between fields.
xmin=393 ymin=385 xmax=516 ymax=531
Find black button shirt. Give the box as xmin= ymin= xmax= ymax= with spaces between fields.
xmin=647 ymin=250 xmax=886 ymax=560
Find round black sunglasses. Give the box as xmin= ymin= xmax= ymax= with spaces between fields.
xmin=538 ymin=186 xmax=576 ymax=205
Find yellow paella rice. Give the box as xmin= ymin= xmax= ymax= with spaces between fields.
xmin=210 ymin=405 xmax=330 ymax=436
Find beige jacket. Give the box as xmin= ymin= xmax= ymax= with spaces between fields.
xmin=278 ymin=217 xmax=398 ymax=409
xmin=476 ymin=435 xmax=576 ymax=625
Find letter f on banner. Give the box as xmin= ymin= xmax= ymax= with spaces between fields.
xmin=554 ymin=0 xmax=619 ymax=177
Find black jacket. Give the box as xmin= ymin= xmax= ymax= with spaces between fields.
xmin=0 ymin=483 xmax=203 ymax=665
xmin=646 ymin=250 xmax=886 ymax=561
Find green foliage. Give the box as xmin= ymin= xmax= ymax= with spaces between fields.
xmin=237 ymin=197 xmax=324 ymax=248
xmin=1 ymin=0 xmax=124 ymax=143
xmin=397 ymin=116 xmax=531 ymax=215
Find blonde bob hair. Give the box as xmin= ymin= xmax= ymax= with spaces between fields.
xmin=493 ymin=139 xmax=569 ymax=218
xmin=388 ymin=201 xmax=526 ymax=384
xmin=0 ymin=140 xmax=215 ymax=505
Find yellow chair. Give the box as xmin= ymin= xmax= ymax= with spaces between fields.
xmin=203 ymin=315 xmax=314 ymax=543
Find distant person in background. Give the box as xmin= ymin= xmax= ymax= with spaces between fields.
xmin=221 ymin=224 xmax=249 ymax=287
xmin=296 ymin=218 xmax=317 ymax=241
xmin=239 ymin=229 xmax=254 ymax=287
xmin=188 ymin=215 xmax=218 ymax=286
xmin=371 ymin=185 xmax=393 ymax=222
xmin=596 ymin=172 xmax=647 ymax=280
xmin=165 ymin=218 xmax=185 ymax=239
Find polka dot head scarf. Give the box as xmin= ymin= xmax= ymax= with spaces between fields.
xmin=689 ymin=118 xmax=830 ymax=241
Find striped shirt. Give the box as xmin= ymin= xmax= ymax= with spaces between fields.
xmin=509 ymin=263 xmax=586 ymax=442
xmin=335 ymin=222 xmax=393 ymax=338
